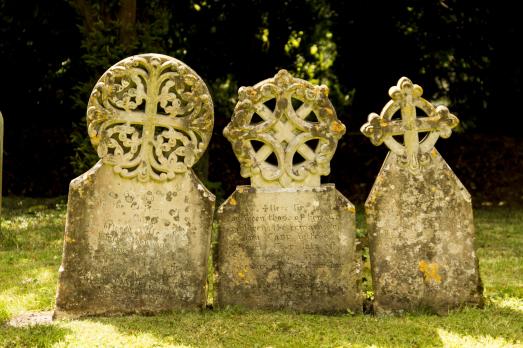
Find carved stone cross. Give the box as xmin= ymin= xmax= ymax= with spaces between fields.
xmin=360 ymin=77 xmax=459 ymax=172
xmin=87 ymin=53 xmax=213 ymax=182
xmin=224 ymin=69 xmax=345 ymax=187
xmin=54 ymin=54 xmax=216 ymax=319
xmin=217 ymin=70 xmax=360 ymax=313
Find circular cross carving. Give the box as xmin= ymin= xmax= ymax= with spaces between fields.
xmin=87 ymin=53 xmax=213 ymax=182
xmin=360 ymin=77 xmax=459 ymax=171
xmin=224 ymin=70 xmax=346 ymax=187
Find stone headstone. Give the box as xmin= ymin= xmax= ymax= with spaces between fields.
xmin=216 ymin=70 xmax=362 ymax=313
xmin=360 ymin=77 xmax=483 ymax=315
xmin=0 ymin=111 xmax=3 ymax=221
xmin=54 ymin=54 xmax=215 ymax=319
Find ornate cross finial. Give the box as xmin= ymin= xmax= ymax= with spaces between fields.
xmin=360 ymin=77 xmax=459 ymax=172
xmin=87 ymin=53 xmax=213 ymax=182
xmin=224 ymin=70 xmax=345 ymax=188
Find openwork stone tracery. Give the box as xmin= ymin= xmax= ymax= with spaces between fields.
xmin=224 ymin=70 xmax=346 ymax=187
xmin=360 ymin=77 xmax=459 ymax=172
xmin=361 ymin=77 xmax=483 ymax=314
xmin=87 ymin=53 xmax=213 ymax=182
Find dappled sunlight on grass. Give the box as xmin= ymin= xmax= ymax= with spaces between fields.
xmin=0 ymin=200 xmax=521 ymax=347
xmin=0 ymin=197 xmax=66 ymax=252
xmin=476 ymin=207 xmax=523 ymax=306
xmin=48 ymin=306 xmax=518 ymax=347
xmin=52 ymin=320 xmax=192 ymax=348
xmin=0 ymin=198 xmax=64 ymax=318
xmin=490 ymin=295 xmax=523 ymax=313
xmin=2 ymin=301 xmax=522 ymax=347
xmin=437 ymin=328 xmax=520 ymax=348
xmin=0 ymin=263 xmax=59 ymax=315
xmin=0 ymin=324 xmax=70 ymax=348
xmin=66 ymin=311 xmax=446 ymax=347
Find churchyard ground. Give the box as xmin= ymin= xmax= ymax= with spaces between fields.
xmin=0 ymin=197 xmax=521 ymax=347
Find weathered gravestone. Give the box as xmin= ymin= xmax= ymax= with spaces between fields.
xmin=216 ymin=70 xmax=362 ymax=313
xmin=54 ymin=54 xmax=215 ymax=319
xmin=361 ymin=77 xmax=483 ymax=315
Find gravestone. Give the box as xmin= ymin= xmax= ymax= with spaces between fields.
xmin=54 ymin=54 xmax=215 ymax=319
xmin=0 ymin=112 xmax=3 ymax=221
xmin=361 ymin=77 xmax=483 ymax=315
xmin=216 ymin=70 xmax=362 ymax=313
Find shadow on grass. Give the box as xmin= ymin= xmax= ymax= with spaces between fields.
xmin=82 ymin=301 xmax=522 ymax=347
xmin=0 ymin=202 xmax=520 ymax=346
xmin=0 ymin=324 xmax=70 ymax=348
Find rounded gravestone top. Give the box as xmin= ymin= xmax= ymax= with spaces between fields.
xmin=87 ymin=53 xmax=213 ymax=182
xmin=224 ymin=69 xmax=345 ymax=188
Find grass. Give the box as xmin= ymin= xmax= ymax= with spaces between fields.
xmin=0 ymin=197 xmax=522 ymax=347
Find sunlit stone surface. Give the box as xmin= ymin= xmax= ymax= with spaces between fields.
xmin=361 ymin=77 xmax=483 ymax=314
xmin=54 ymin=54 xmax=215 ymax=319
xmin=216 ymin=70 xmax=361 ymax=313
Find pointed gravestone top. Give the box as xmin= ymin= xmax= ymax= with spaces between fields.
xmin=360 ymin=77 xmax=459 ymax=172
xmin=87 ymin=53 xmax=213 ymax=182
xmin=360 ymin=77 xmax=482 ymax=314
xmin=224 ymin=69 xmax=345 ymax=187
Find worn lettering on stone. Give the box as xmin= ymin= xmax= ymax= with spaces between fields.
xmin=54 ymin=54 xmax=215 ymax=319
xmin=217 ymin=185 xmax=361 ymax=312
xmin=217 ymin=71 xmax=361 ymax=313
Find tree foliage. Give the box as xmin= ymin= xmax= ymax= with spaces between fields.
xmin=0 ymin=0 xmax=520 ymax=197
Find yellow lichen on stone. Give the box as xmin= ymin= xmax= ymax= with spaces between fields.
xmin=330 ymin=120 xmax=345 ymax=134
xmin=419 ymin=260 xmax=442 ymax=283
xmin=236 ymin=267 xmax=254 ymax=285
xmin=87 ymin=54 xmax=214 ymax=182
xmin=266 ymin=270 xmax=279 ymax=283
xmin=229 ymin=197 xmax=237 ymax=206
xmin=360 ymin=77 xmax=459 ymax=173
xmin=223 ymin=69 xmax=345 ymax=188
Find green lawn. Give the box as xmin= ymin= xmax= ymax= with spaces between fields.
xmin=0 ymin=197 xmax=521 ymax=347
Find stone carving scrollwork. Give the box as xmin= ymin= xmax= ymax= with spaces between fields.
xmin=87 ymin=53 xmax=213 ymax=182
xmin=224 ymin=70 xmax=346 ymax=188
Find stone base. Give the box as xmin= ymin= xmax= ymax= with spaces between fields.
xmin=365 ymin=150 xmax=483 ymax=315
xmin=54 ymin=162 xmax=214 ymax=319
xmin=215 ymin=184 xmax=362 ymax=313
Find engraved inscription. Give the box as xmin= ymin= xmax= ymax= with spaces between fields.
xmin=226 ymin=194 xmax=348 ymax=283
xmin=216 ymin=186 xmax=360 ymax=312
xmin=80 ymin=182 xmax=198 ymax=294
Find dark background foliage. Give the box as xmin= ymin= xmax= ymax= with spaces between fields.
xmin=0 ymin=0 xmax=521 ymax=205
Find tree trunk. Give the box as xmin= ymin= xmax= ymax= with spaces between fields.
xmin=118 ymin=0 xmax=137 ymax=48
